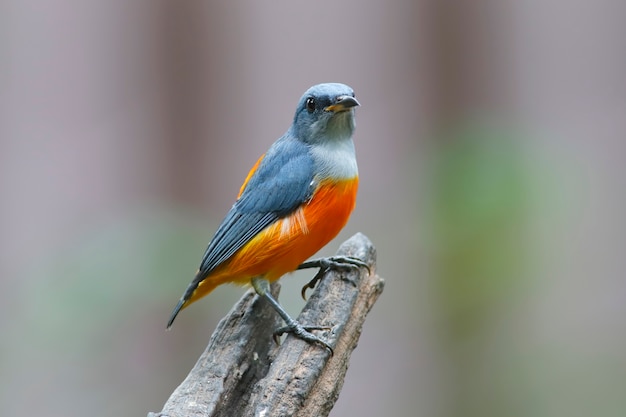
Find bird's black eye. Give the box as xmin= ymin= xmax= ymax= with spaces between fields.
xmin=306 ymin=97 xmax=316 ymax=113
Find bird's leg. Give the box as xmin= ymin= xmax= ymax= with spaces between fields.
xmin=297 ymin=256 xmax=370 ymax=300
xmin=251 ymin=277 xmax=333 ymax=354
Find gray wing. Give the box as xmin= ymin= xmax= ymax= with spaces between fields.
xmin=187 ymin=137 xmax=315 ymax=297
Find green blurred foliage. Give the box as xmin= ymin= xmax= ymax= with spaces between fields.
xmin=424 ymin=124 xmax=626 ymax=417
xmin=429 ymin=125 xmax=531 ymax=341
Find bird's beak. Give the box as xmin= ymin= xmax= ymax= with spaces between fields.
xmin=325 ymin=95 xmax=360 ymax=113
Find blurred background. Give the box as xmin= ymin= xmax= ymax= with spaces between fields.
xmin=2 ymin=1 xmax=625 ymax=416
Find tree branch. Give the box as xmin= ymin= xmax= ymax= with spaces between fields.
xmin=149 ymin=233 xmax=384 ymax=417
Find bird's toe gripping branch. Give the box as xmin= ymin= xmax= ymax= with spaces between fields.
xmin=250 ymin=255 xmax=370 ymax=354
xmin=297 ymin=255 xmax=371 ymax=300
xmin=272 ymin=324 xmax=334 ymax=355
xmin=251 ymin=277 xmax=334 ymax=354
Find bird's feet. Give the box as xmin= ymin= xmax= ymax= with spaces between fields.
xmin=251 ymin=276 xmax=334 ymax=354
xmin=297 ymin=256 xmax=370 ymax=300
xmin=273 ymin=322 xmax=334 ymax=355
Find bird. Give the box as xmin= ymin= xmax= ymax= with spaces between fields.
xmin=167 ymin=83 xmax=366 ymax=351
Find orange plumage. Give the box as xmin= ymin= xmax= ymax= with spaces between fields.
xmin=185 ymin=176 xmax=358 ymax=306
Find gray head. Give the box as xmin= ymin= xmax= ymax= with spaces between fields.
xmin=290 ymin=83 xmax=360 ymax=144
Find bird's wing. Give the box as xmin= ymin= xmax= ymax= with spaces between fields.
xmin=196 ymin=138 xmax=315 ymax=278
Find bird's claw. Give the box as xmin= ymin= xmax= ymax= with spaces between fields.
xmin=272 ymin=324 xmax=334 ymax=355
xmin=300 ymin=269 xmax=325 ymax=300
xmin=298 ymin=256 xmax=370 ymax=300
xmin=298 ymin=255 xmax=370 ymax=273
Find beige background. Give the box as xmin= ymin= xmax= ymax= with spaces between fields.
xmin=2 ymin=1 xmax=625 ymax=416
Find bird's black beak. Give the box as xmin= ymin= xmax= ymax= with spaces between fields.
xmin=325 ymin=95 xmax=360 ymax=113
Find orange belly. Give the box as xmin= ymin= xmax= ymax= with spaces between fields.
xmin=188 ymin=177 xmax=358 ymax=304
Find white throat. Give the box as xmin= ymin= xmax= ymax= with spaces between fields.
xmin=309 ymin=136 xmax=358 ymax=180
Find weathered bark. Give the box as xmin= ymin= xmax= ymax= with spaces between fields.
xmin=149 ymin=233 xmax=384 ymax=417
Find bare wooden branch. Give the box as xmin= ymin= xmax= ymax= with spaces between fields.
xmin=149 ymin=233 xmax=384 ymax=417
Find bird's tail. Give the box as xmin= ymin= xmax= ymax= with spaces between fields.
xmin=166 ymin=273 xmax=219 ymax=329
xmin=166 ymin=298 xmax=186 ymax=329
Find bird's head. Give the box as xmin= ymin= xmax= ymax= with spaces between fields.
xmin=291 ymin=83 xmax=360 ymax=144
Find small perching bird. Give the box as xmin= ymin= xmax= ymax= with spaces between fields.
xmin=167 ymin=83 xmax=366 ymax=351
